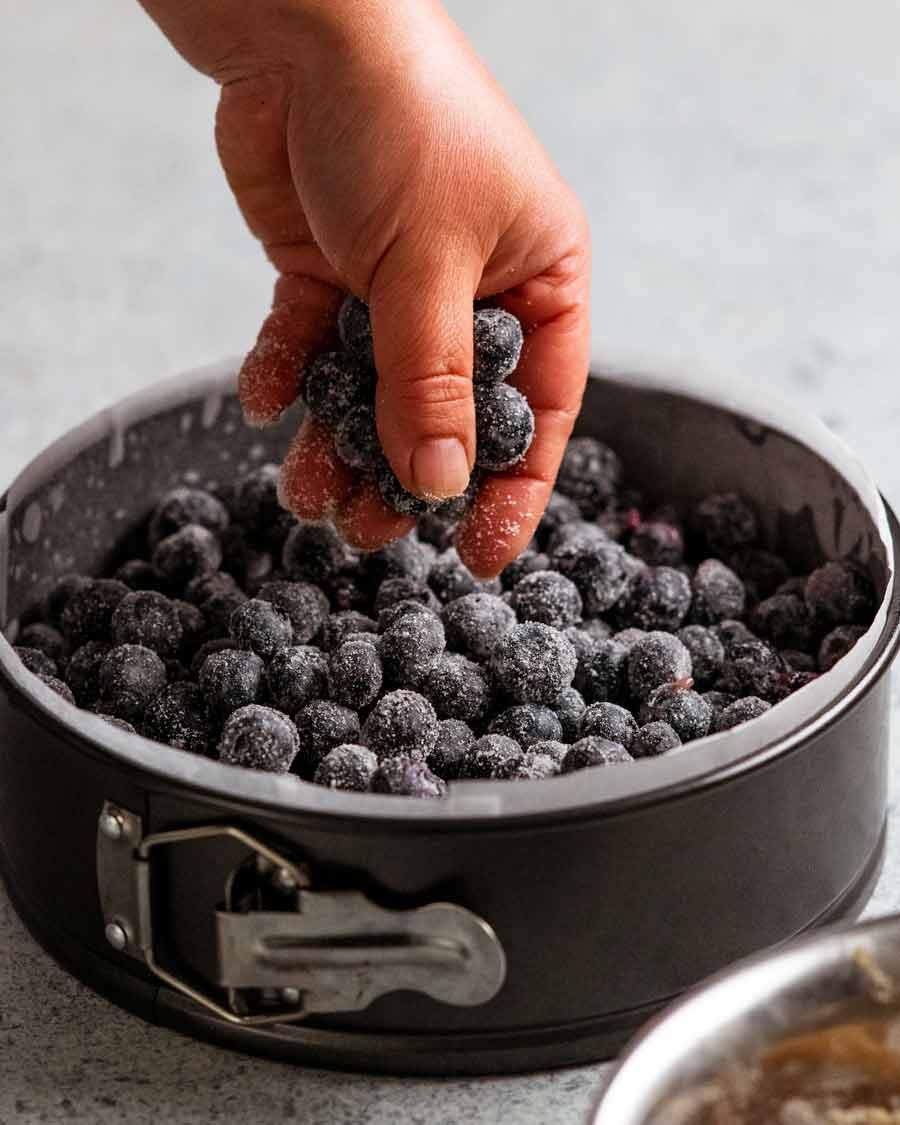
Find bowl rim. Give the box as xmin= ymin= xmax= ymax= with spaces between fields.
xmin=0 ymin=356 xmax=897 ymax=826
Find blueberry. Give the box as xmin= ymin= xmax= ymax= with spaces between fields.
xmin=689 ymin=559 xmax=746 ymax=625
xmin=611 ymin=627 xmax=647 ymax=650
xmin=562 ymin=736 xmax=632 ymax=773
xmin=189 ymin=637 xmax=238 ymax=676
xmin=14 ymin=646 xmax=58 ymax=679
xmin=38 ymin=674 xmax=77 ymax=705
xmin=473 ymin=383 xmax=535 ymax=471
xmin=631 ymin=722 xmax=681 ymax=758
xmin=629 ymin=520 xmax=685 ymax=567
xmin=256 ymin=580 xmax=330 ymax=645
xmin=551 ymin=538 xmax=631 ymax=615
xmin=771 ymin=669 xmax=819 ymax=701
xmin=427 ymin=719 xmax=476 ymax=780
xmin=718 ymin=639 xmax=784 ymax=700
xmin=329 ymin=572 xmax=372 ymax=613
xmin=442 ymin=593 xmax=516 ymax=662
xmin=692 ymin=492 xmax=758 ymax=555
xmin=623 ymin=566 xmax=692 ymax=632
xmin=377 ymin=463 xmax=434 ymax=516
xmin=555 ymin=438 xmax=623 ymax=518
xmin=304 ymin=351 xmax=375 ymax=428
xmin=750 ymin=593 xmax=815 ymax=652
xmin=364 ymin=690 xmax=438 ymax=760
xmin=583 ymin=619 xmax=614 ymax=643
xmin=96 ymin=714 xmax=137 ymax=734
xmin=530 ymin=740 xmax=570 ymax=767
xmin=17 ymin=623 xmax=68 ymax=668
xmin=547 ymin=519 xmax=610 ymax=555
xmin=362 ymin=535 xmax=429 ymax=586
xmin=229 ymin=598 xmax=293 ymax=660
xmin=200 ymin=587 xmax=248 ymax=638
xmin=501 ymin=549 xmax=551 ymax=591
xmin=626 ymin=632 xmax=692 ymax=701
xmin=470 ymin=306 xmax=524 ymax=384
xmin=460 ymin=734 xmax=524 ymax=780
xmin=314 ymin=744 xmax=379 ymax=791
xmin=378 ymin=611 xmax=446 ymax=686
xmin=776 ymin=576 xmax=809 ymax=599
xmin=377 ymin=599 xmax=437 ymax=634
xmin=42 ymin=573 xmax=91 ymax=629
xmin=805 ymin=562 xmax=875 ymax=628
xmin=416 ymin=510 xmax=460 ymax=553
xmin=111 ymin=591 xmax=183 ymax=658
xmin=231 ymin=464 xmax=294 ymax=549
xmin=553 ymin=686 xmax=586 ymax=742
xmin=184 ymin=569 xmax=241 ymax=607
xmin=64 ymin=641 xmax=112 ymax=707
xmin=578 ymin=638 xmax=629 ymax=704
xmin=334 ymin=404 xmax=383 ymax=471
xmin=676 ymin=625 xmax=725 ymax=689
xmin=320 ymin=611 xmax=379 ymax=651
xmin=371 ymin=756 xmax=447 ymax=798
xmin=714 ymin=696 xmax=771 ymax=732
xmin=818 ymin=625 xmax=867 ymax=673
xmin=97 ymin=644 xmax=167 ymax=724
xmin=488 ymin=704 xmax=563 ymax=748
xmin=217 ymin=704 xmax=300 ymax=773
xmin=60 ymin=579 xmax=130 ymax=646
xmin=148 ymin=487 xmax=229 ymax=548
xmin=640 ymin=682 xmax=711 ymax=742
xmin=266 ymin=646 xmax=329 ymax=714
xmin=142 ymin=682 xmax=214 ymax=756
xmin=513 ymin=570 xmax=583 ymax=629
xmin=199 ymin=649 xmax=264 ymax=723
xmin=711 ymin=619 xmax=756 ymax=655
xmin=114 ymin=559 xmax=169 ymax=593
xmin=374 ymin=577 xmax=439 ymax=616
xmin=579 ymin=702 xmax=638 ymax=749
xmin=421 ymin=653 xmax=492 ymax=724
xmin=429 ymin=548 xmax=500 ymax=604
xmin=293 ymin=701 xmax=361 ymax=778
xmin=329 ymin=639 xmax=384 ymax=709
xmin=283 ymin=522 xmax=355 ymax=586
xmin=337 ymin=295 xmax=374 ymax=366
xmin=782 ymin=649 xmax=818 ymax=673
xmin=561 ymin=625 xmax=597 ymax=670
xmin=536 ymin=492 xmax=582 ymax=549
xmin=152 ymin=525 xmax=223 ymax=587
xmin=490 ymin=622 xmax=577 ymax=705
xmin=700 ymin=690 xmax=736 ymax=725
xmin=727 ymin=547 xmax=791 ymax=601
xmin=173 ymin=599 xmax=206 ymax=654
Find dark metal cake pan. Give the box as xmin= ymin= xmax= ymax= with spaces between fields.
xmin=0 ymin=359 xmax=896 ymax=1075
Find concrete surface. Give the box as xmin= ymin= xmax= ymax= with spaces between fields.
xmin=3 ymin=1 xmax=900 ymax=1122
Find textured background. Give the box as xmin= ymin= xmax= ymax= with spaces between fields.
xmin=3 ymin=2 xmax=900 ymax=1122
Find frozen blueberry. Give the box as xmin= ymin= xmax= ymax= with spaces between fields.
xmin=640 ymin=682 xmax=711 ymax=742
xmin=490 ymin=622 xmax=577 ymax=705
xmin=256 ymin=580 xmax=330 ymax=645
xmin=199 ymin=649 xmax=264 ymax=723
xmin=611 ymin=627 xmax=647 ymax=650
xmin=429 ymin=549 xmax=499 ymax=604
xmin=142 ymin=682 xmax=214 ymax=756
xmin=377 ymin=463 xmax=435 ymax=516
xmin=172 ymin=599 xmax=206 ymax=653
xmin=314 ymin=744 xmax=379 ymax=792
xmin=714 ymin=696 xmax=771 ymax=732
xmin=229 ymin=598 xmax=293 ymax=660
xmin=64 ymin=641 xmax=112 ymax=707
xmin=700 ymin=690 xmax=736 ymax=725
xmin=627 ymin=632 xmax=693 ymax=701
xmin=329 ymin=639 xmax=384 ymax=710
xmin=114 ymin=559 xmax=168 ymax=593
xmin=293 ymin=701 xmax=361 ymax=778
xmin=220 ymin=526 xmax=274 ymax=594
xmin=60 ymin=579 xmax=130 ymax=647
xmin=321 ymin=611 xmax=379 ymax=651
xmin=530 ymin=740 xmax=570 ymax=767
xmin=184 ymin=569 xmax=241 ymax=607
xmin=97 ymin=644 xmax=167 ymax=724
xmin=513 ymin=570 xmax=583 ymax=629
xmin=562 ymin=736 xmax=632 ymax=773
xmin=111 ymin=591 xmax=183 ymax=658
xmin=96 ymin=714 xmax=137 ymax=734
xmin=728 ymin=547 xmax=791 ymax=601
xmin=266 ymin=646 xmax=329 ymax=714
xmin=472 ymin=307 xmax=524 ymax=384
xmin=692 ymin=492 xmax=758 ymax=555
xmin=371 ymin=756 xmax=447 ymax=798
xmin=232 ymin=464 xmax=294 ymax=549
xmin=442 ymin=593 xmax=516 ymax=662
xmin=14 ymin=646 xmax=58 ymax=678
xmin=337 ymin=295 xmax=374 ymax=365
xmin=148 ymin=487 xmax=229 ymax=548
xmin=421 ymin=653 xmax=492 ymax=724
xmin=500 ymin=549 xmax=550 ymax=591
xmin=676 ymin=625 xmax=725 ymax=689
xmin=536 ymin=492 xmax=582 ymax=548
xmin=553 ymin=686 xmax=586 ymax=742
xmin=623 ymin=566 xmax=691 ymax=632
xmin=555 ymin=438 xmax=623 ymax=518
xmin=782 ymin=649 xmax=818 ymax=673
xmin=38 ymin=674 xmax=77 ymax=705
xmin=17 ymin=623 xmax=68 ymax=667
xmin=712 ymin=619 xmax=756 ymax=654
xmin=377 ymin=599 xmax=437 ymax=634
xmin=583 ymin=618 xmax=614 ymax=643
xmin=334 ymin=404 xmax=383 ymax=471
xmin=488 ymin=704 xmax=563 ymax=748
xmin=771 ymin=669 xmax=819 ymax=701
xmin=304 ymin=351 xmax=375 ymax=428
xmin=43 ymin=573 xmax=91 ymax=629
xmin=473 ymin=383 xmax=535 ymax=471
xmin=718 ymin=639 xmax=785 ymax=700
xmin=363 ymin=535 xmax=430 ymax=586
xmin=217 ymin=705 xmax=300 ymax=773
xmin=374 ymin=577 xmax=439 ymax=616
xmin=578 ymin=638 xmax=629 ymax=704
xmin=416 ymin=510 xmax=460 ymax=553
xmin=283 ymin=522 xmax=355 ymax=587
xmin=561 ymin=626 xmax=597 ymax=669
xmin=364 ymin=690 xmax=438 ymax=761
xmin=750 ymin=593 xmax=815 ymax=652
xmin=629 ymin=520 xmax=685 ymax=567
xmin=777 ymin=576 xmax=809 ymax=599
xmin=579 ymin=702 xmax=638 ymax=749
xmin=689 ymin=559 xmax=746 ymax=625
xmin=427 ymin=719 xmax=476 ymax=780
xmin=511 ymin=751 xmax=562 ymax=780
xmin=805 ymin=561 xmax=875 ymax=628
xmin=818 ymin=624 xmax=867 ymax=673
xmin=329 ymin=572 xmax=372 ymax=613
xmin=459 ymin=734 xmax=524 ymax=780
xmin=546 ymin=518 xmax=610 ymax=555
xmin=190 ymin=637 xmax=237 ymax=676
xmin=551 ymin=538 xmax=631 ymax=615
xmin=379 ymin=611 xmax=446 ymax=686
xmin=631 ymin=722 xmax=681 ymax=758
xmin=152 ymin=525 xmax=223 ymax=587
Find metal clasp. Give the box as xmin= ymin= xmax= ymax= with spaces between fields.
xmin=96 ymin=801 xmax=506 ymax=1027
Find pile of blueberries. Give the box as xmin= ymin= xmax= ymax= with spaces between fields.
xmin=12 ymin=434 xmax=875 ymax=799
xmin=307 ymin=298 xmax=533 ymax=515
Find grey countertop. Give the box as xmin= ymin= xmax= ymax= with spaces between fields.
xmin=3 ymin=1 xmax=900 ymax=1122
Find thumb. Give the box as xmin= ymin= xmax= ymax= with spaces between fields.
xmin=367 ymin=246 xmax=479 ymax=501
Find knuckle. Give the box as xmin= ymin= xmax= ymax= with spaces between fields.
xmin=392 ymin=369 xmax=474 ymax=410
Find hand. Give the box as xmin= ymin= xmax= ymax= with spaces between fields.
xmin=140 ymin=0 xmax=591 ymax=576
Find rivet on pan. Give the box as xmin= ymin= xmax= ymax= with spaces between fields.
xmin=99 ymin=810 xmax=125 ymax=841
xmin=280 ymin=987 xmax=301 ymax=1006
xmin=105 ymin=922 xmax=128 ymax=951
xmin=272 ymin=867 xmax=297 ymax=893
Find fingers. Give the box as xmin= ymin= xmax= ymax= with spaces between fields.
xmin=457 ymin=250 xmax=591 ymax=577
xmin=278 ymin=415 xmax=354 ymax=520
xmin=367 ymin=246 xmax=480 ymax=503
xmin=336 ymin=479 xmax=416 ymax=550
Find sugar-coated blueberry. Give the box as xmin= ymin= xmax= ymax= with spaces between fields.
xmin=293 ymin=701 xmax=361 ymax=778
xmin=474 ymin=383 xmax=535 ymax=471
xmin=96 ymin=714 xmax=137 ymax=734
xmin=472 ymin=307 xmax=524 ymax=384
xmin=728 ymin=547 xmax=791 ymax=601
xmin=304 ymin=351 xmax=375 ymax=428
xmin=18 ymin=623 xmax=68 ymax=667
xmin=148 ymin=487 xmax=229 ymax=548
xmin=429 ymin=548 xmax=500 ymax=604
xmin=460 ymin=734 xmax=524 ymax=780
xmin=676 ymin=625 xmax=725 ymax=689
xmin=551 ymin=538 xmax=631 ymax=615
xmin=231 ymin=464 xmax=294 ymax=549
xmin=334 ymin=404 xmax=383 ymax=471
xmin=229 ymin=598 xmax=293 ymax=660
xmin=377 ymin=463 xmax=435 ymax=516
xmin=771 ymin=669 xmax=819 ymax=701
xmin=782 ymin=649 xmax=818 ymax=673
xmin=14 ymin=646 xmax=58 ymax=679
xmin=364 ymin=690 xmax=438 ymax=761
xmin=337 ymin=295 xmax=374 ymax=365
xmin=577 ymin=638 xmax=629 ymax=704
xmin=190 ymin=637 xmax=237 ymax=676
xmin=314 ymin=744 xmax=379 ymax=791
xmin=427 ymin=719 xmax=476 ymax=780
xmin=629 ymin=520 xmax=685 ymax=567
xmin=640 ymin=682 xmax=711 ymax=742
xmin=501 ymin=549 xmax=551 ymax=591
xmin=553 ymin=686 xmax=586 ymax=742
xmin=61 ymin=579 xmax=130 ymax=647
xmin=152 ymin=525 xmax=223 ymax=587
xmin=623 ymin=566 xmax=692 ymax=632
xmin=184 ymin=569 xmax=241 ymax=607
xmin=363 ymin=535 xmax=430 ymax=586
xmin=199 ymin=648 xmax=264 ymax=723
xmin=631 ymin=721 xmax=681 ymax=758
xmin=611 ymin=627 xmax=646 ymax=650
xmin=282 ymin=522 xmax=355 ymax=587
xmin=97 ymin=644 xmax=167 ymax=724
xmin=43 ymin=573 xmax=91 ymax=629
xmin=142 ymin=682 xmax=214 ymax=756
xmin=488 ymin=704 xmax=563 ymax=748
xmin=374 ymin=577 xmax=439 ymax=615
xmin=421 ymin=653 xmax=492 ymax=724
xmin=536 ymin=492 xmax=582 ymax=548
xmin=750 ymin=593 xmax=815 ymax=652
xmin=416 ymin=510 xmax=460 ymax=553
xmin=491 ymin=622 xmax=577 ymax=705
xmin=111 ymin=591 xmax=183 ymax=658
xmin=688 ymin=559 xmax=747 ymax=626
xmin=266 ymin=646 xmax=329 ymax=714
xmin=371 ymin=756 xmax=447 ymax=798
xmin=217 ymin=704 xmax=300 ymax=773
xmin=442 ymin=593 xmax=516 ymax=662
xmin=64 ymin=641 xmax=112 ymax=707
xmin=320 ymin=611 xmax=379 ymax=651
xmin=805 ymin=561 xmax=875 ymax=628
xmin=513 ymin=570 xmax=583 ymax=629
xmin=114 ymin=559 xmax=169 ymax=593
xmin=256 ymin=579 xmax=330 ymax=645
xmin=714 ymin=696 xmax=771 ymax=732
xmin=692 ymin=492 xmax=758 ymax=556
xmin=627 ymin=632 xmax=692 ymax=701
xmin=562 ymin=736 xmax=632 ymax=772
xmin=818 ymin=624 xmax=867 ymax=673
xmin=329 ymin=639 xmax=384 ymax=710
xmin=718 ymin=639 xmax=785 ymax=700
xmin=700 ymin=690 xmax=736 ymax=725
xmin=378 ymin=611 xmax=446 ymax=686
xmin=511 ymin=751 xmax=562 ymax=780
xmin=712 ymin=619 xmax=756 ymax=654
xmin=555 ymin=438 xmax=623 ymax=518
xmin=579 ymin=701 xmax=639 ymax=749
xmin=38 ymin=674 xmax=77 ymax=705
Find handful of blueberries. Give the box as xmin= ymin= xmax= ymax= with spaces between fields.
xmin=12 ymin=431 xmax=876 ymax=799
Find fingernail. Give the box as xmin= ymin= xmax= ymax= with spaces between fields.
xmin=411 ymin=438 xmax=470 ymax=500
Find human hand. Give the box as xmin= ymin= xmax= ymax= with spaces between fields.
xmin=140 ymin=0 xmax=591 ymax=576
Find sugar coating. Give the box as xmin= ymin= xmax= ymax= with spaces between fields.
xmin=553 ymin=686 xmax=586 ymax=742
xmin=61 ymin=579 xmax=130 ymax=647
xmin=314 ymin=744 xmax=379 ymax=791
xmin=805 ymin=561 xmax=875 ymax=628
xmin=152 ymin=524 xmax=223 ymax=586
xmin=472 ymin=307 xmax=524 ymax=384
xmin=562 ymin=736 xmax=632 ymax=773
xmin=442 ymin=593 xmax=516 ymax=662
xmin=692 ymin=492 xmax=758 ymax=555
xmin=282 ymin=522 xmax=355 ymax=587
xmin=217 ymin=705 xmax=300 ymax=773
xmin=148 ymin=487 xmax=229 ymax=548
xmin=66 ymin=641 xmax=113 ymax=707
xmin=97 ymin=644 xmax=167 ymax=724
xmin=38 ymin=674 xmax=77 ymax=705
xmin=421 ymin=653 xmax=492 ymax=725
xmin=18 ymin=623 xmax=68 ymax=667
xmin=555 ymin=438 xmax=623 ymax=518
xmin=501 ymin=549 xmax=551 ymax=591
xmin=512 ymin=752 xmax=562 ymax=780
xmin=676 ymin=625 xmax=725 ymax=689
xmin=112 ymin=591 xmax=183 ymax=658
xmin=551 ymin=537 xmax=631 ymax=616
xmin=143 ymin=682 xmax=214 ymax=756
xmin=640 ymin=683 xmax=711 ymax=742
xmin=490 ymin=622 xmax=577 ymax=705
xmin=624 ymin=566 xmax=692 ymax=632
xmin=229 ymin=598 xmax=293 ymax=660
xmin=364 ymin=536 xmax=430 ymax=586
xmin=335 ymin=404 xmax=382 ymax=471
xmin=488 ymin=704 xmax=563 ymax=748
xmin=294 ymin=701 xmax=361 ymax=777
xmin=627 ymin=632 xmax=692 ymax=701
xmin=257 ymin=579 xmax=329 ymax=645
xmin=374 ymin=577 xmax=439 ymax=615
xmin=303 ymin=351 xmax=375 ymax=429
xmin=337 ymin=295 xmax=374 ymax=366
xmin=266 ymin=646 xmax=328 ymax=714
xmin=690 ymin=559 xmax=747 ymax=625
xmin=580 ymin=701 xmax=639 ymax=749
xmin=513 ymin=570 xmax=583 ymax=629
xmin=371 ymin=756 xmax=447 ymax=798
xmin=718 ymin=638 xmax=785 ymax=700
xmin=578 ymin=638 xmax=629 ymax=704
xmin=199 ymin=648 xmax=264 ymax=723
xmin=377 ymin=463 xmax=434 ymax=516
xmin=631 ymin=721 xmax=681 ymax=758
xmin=473 ymin=383 xmax=535 ymax=471
xmin=43 ymin=573 xmax=91 ymax=629
xmin=429 ymin=548 xmax=500 ymax=604
xmin=328 ymin=639 xmax=384 ymax=709
xmin=714 ymin=696 xmax=771 ymax=732
xmin=460 ymin=734 xmax=524 ymax=780
xmin=14 ymin=646 xmax=58 ymax=679
xmin=750 ymin=593 xmax=814 ymax=652
xmin=321 ymin=611 xmax=379 ymax=651
xmin=378 ymin=612 xmax=445 ymax=686
xmin=364 ymin=690 xmax=438 ymax=760
xmin=427 ymin=719 xmax=476 ymax=781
